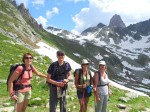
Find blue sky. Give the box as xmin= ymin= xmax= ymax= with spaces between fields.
xmin=15 ymin=0 xmax=150 ymax=34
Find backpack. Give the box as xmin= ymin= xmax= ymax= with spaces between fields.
xmin=6 ymin=64 xmax=32 ymax=91
xmin=47 ymin=61 xmax=70 ymax=90
xmin=51 ymin=61 xmax=69 ymax=80
xmin=74 ymin=68 xmax=92 ymax=85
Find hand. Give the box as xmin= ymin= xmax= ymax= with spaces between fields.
xmin=58 ymin=82 xmax=65 ymax=87
xmin=11 ymin=95 xmax=18 ymax=101
xmin=108 ymin=91 xmax=112 ymax=96
xmin=63 ymin=79 xmax=69 ymax=84
xmin=96 ymin=97 xmax=100 ymax=102
xmin=93 ymin=87 xmax=96 ymax=92
xmin=82 ymin=83 xmax=87 ymax=88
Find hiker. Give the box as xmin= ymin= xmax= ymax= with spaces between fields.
xmin=74 ymin=59 xmax=93 ymax=112
xmin=93 ymin=60 xmax=111 ymax=112
xmin=8 ymin=52 xmax=47 ymax=112
xmin=47 ymin=50 xmax=72 ymax=112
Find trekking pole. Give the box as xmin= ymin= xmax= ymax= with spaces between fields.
xmin=14 ymin=91 xmax=17 ymax=112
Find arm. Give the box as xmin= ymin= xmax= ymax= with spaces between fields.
xmin=93 ymin=73 xmax=100 ymax=102
xmin=74 ymin=71 xmax=86 ymax=89
xmin=46 ymin=74 xmax=65 ymax=87
xmin=108 ymin=82 xmax=111 ymax=96
xmin=107 ymin=76 xmax=111 ymax=96
xmin=106 ymin=73 xmax=111 ymax=96
xmin=8 ymin=71 xmax=20 ymax=100
xmin=63 ymin=71 xmax=72 ymax=84
xmin=33 ymin=68 xmax=47 ymax=78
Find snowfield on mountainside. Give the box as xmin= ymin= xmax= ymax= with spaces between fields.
xmin=35 ymin=41 xmax=149 ymax=96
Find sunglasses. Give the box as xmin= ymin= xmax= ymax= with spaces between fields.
xmin=25 ymin=57 xmax=33 ymax=60
xmin=82 ymin=64 xmax=89 ymax=66
xmin=99 ymin=65 xmax=105 ymax=67
xmin=57 ymin=53 xmax=64 ymax=56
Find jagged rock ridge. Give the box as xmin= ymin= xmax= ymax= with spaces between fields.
xmin=109 ymin=14 xmax=126 ymax=28
xmin=17 ymin=3 xmax=43 ymax=29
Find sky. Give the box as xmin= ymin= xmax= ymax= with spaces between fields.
xmin=15 ymin=0 xmax=150 ymax=35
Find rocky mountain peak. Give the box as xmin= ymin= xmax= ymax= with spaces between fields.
xmin=18 ymin=3 xmax=43 ymax=29
xmin=11 ymin=0 xmax=17 ymax=8
xmin=97 ymin=23 xmax=106 ymax=28
xmin=109 ymin=14 xmax=126 ymax=28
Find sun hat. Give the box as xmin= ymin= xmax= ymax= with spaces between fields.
xmin=81 ymin=59 xmax=89 ymax=64
xmin=99 ymin=60 xmax=106 ymax=65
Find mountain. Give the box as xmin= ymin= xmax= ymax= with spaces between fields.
xmin=109 ymin=14 xmax=126 ymax=28
xmin=17 ymin=3 xmax=43 ymax=29
xmin=0 ymin=0 xmax=42 ymax=48
xmin=0 ymin=0 xmax=149 ymax=96
xmin=46 ymin=15 xmax=150 ymax=95
xmin=47 ymin=26 xmax=80 ymax=39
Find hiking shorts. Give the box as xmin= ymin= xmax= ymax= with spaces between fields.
xmin=17 ymin=90 xmax=31 ymax=103
xmin=77 ymin=90 xmax=92 ymax=99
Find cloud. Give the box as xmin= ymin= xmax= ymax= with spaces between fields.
xmin=65 ymin=0 xmax=85 ymax=3
xmin=72 ymin=0 xmax=150 ymax=34
xmin=35 ymin=16 xmax=47 ymax=28
xmin=15 ymin=0 xmax=29 ymax=7
xmin=32 ymin=0 xmax=45 ymax=5
xmin=46 ymin=7 xmax=59 ymax=19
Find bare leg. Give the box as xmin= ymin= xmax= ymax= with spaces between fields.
xmin=79 ymin=98 xmax=85 ymax=112
xmin=84 ymin=97 xmax=89 ymax=112
xmin=22 ymin=99 xmax=29 ymax=112
xmin=17 ymin=99 xmax=29 ymax=112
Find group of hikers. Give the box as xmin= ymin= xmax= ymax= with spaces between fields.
xmin=8 ymin=50 xmax=111 ymax=112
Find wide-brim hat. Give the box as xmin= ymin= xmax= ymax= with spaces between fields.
xmin=99 ymin=60 xmax=106 ymax=65
xmin=81 ymin=59 xmax=89 ymax=64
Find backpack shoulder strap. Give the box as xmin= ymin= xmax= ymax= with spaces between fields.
xmin=97 ymin=71 xmax=101 ymax=86
xmin=52 ymin=61 xmax=58 ymax=74
xmin=15 ymin=64 xmax=26 ymax=82
xmin=88 ymin=70 xmax=92 ymax=85
xmin=77 ymin=68 xmax=82 ymax=84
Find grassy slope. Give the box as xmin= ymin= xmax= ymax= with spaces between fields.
xmin=0 ymin=34 xmax=50 ymax=107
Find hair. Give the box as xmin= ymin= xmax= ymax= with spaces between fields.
xmin=98 ymin=64 xmax=107 ymax=70
xmin=22 ymin=52 xmax=33 ymax=63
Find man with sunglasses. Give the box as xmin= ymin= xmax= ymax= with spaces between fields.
xmin=47 ymin=50 xmax=72 ymax=112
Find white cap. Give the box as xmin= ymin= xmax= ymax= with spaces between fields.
xmin=99 ymin=61 xmax=106 ymax=65
xmin=81 ymin=59 xmax=89 ymax=64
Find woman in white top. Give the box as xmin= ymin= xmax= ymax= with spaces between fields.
xmin=93 ymin=61 xmax=111 ymax=112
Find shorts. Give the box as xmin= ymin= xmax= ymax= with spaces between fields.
xmin=17 ymin=90 xmax=32 ymax=103
xmin=77 ymin=90 xmax=92 ymax=99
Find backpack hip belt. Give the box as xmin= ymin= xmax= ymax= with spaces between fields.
xmin=14 ymin=84 xmax=32 ymax=91
xmin=97 ymin=84 xmax=108 ymax=87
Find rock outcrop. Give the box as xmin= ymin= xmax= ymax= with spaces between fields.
xmin=109 ymin=14 xmax=126 ymax=28
xmin=18 ymin=3 xmax=43 ymax=29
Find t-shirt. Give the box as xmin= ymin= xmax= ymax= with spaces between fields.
xmin=76 ymin=69 xmax=91 ymax=86
xmin=98 ymin=75 xmax=109 ymax=95
xmin=47 ymin=61 xmax=71 ymax=81
xmin=15 ymin=65 xmax=35 ymax=92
